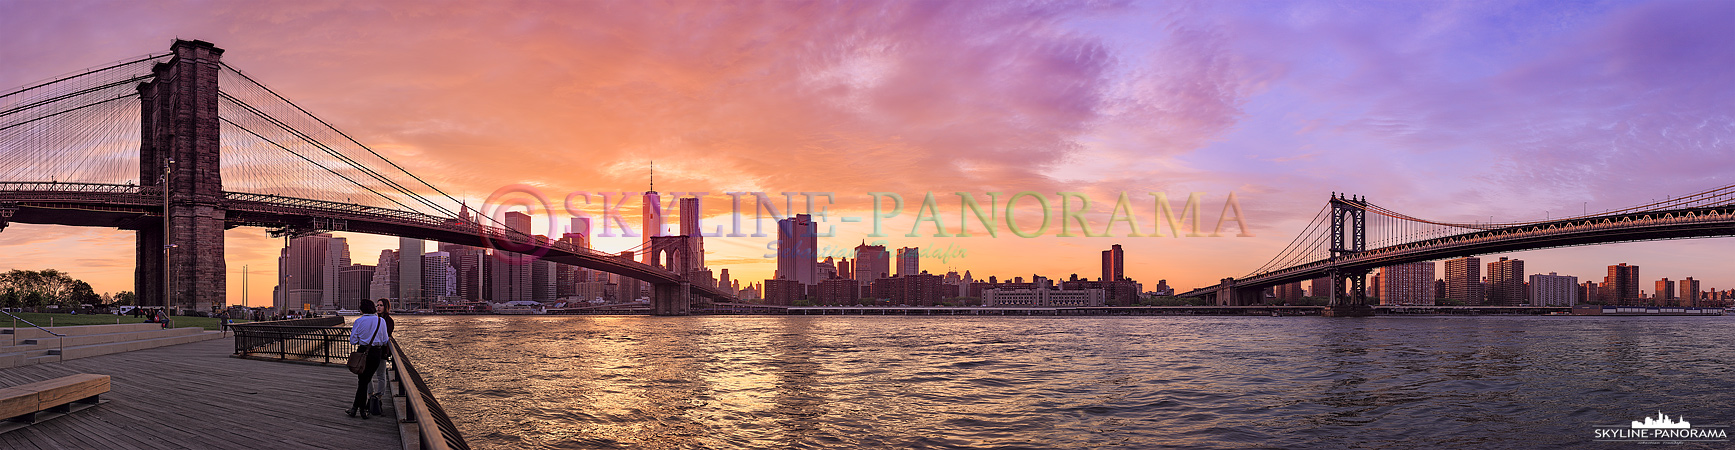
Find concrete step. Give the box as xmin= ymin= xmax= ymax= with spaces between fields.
xmin=1 ymin=322 xmax=165 ymax=339
xmin=19 ymin=327 xmax=204 ymax=347
xmin=47 ymin=331 xmax=226 ymax=360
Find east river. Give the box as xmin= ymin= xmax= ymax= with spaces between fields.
xmin=390 ymin=315 xmax=1734 ymax=449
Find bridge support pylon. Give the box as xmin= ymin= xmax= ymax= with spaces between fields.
xmin=136 ymin=40 xmax=227 ymax=314
xmin=652 ymin=282 xmax=691 ymax=316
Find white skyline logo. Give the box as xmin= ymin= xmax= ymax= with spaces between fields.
xmin=1632 ymin=411 xmax=1692 ymax=429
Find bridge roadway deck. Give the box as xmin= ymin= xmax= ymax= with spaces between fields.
xmin=0 ymin=334 xmax=400 ymax=450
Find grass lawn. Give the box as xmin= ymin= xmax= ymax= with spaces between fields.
xmin=2 ymin=312 xmax=249 ymax=331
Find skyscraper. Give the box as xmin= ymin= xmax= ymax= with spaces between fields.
xmin=422 ymin=251 xmax=456 ymax=300
xmin=398 ymin=237 xmax=424 ymax=304
xmin=440 ymin=242 xmax=486 ymax=301
xmin=1605 ymin=263 xmax=1639 ymax=304
xmin=568 ymin=217 xmax=591 ymax=248
xmin=274 ymin=233 xmax=347 ymax=313
xmin=679 ymin=196 xmax=705 ymax=272
xmin=1378 ymin=261 xmax=1435 ymax=305
xmin=490 ymin=211 xmax=535 ymax=303
xmin=337 ymin=264 xmax=375 ymax=311
xmin=896 ymin=247 xmax=920 ymax=277
xmin=1487 ymin=257 xmax=1525 ymax=306
xmin=854 ymin=242 xmax=890 ymax=287
xmin=368 ymin=249 xmax=398 ymax=301
xmin=1445 ymin=257 xmax=1483 ymax=305
xmin=776 ymin=214 xmax=818 ymax=285
xmin=641 ymin=190 xmax=664 ymax=264
xmin=1101 ymin=244 xmax=1124 ymax=282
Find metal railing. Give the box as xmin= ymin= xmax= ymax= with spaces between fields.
xmin=3 ymin=310 xmax=66 ymax=355
xmin=391 ymin=340 xmax=471 ymax=450
xmin=230 ymin=316 xmax=353 ymax=364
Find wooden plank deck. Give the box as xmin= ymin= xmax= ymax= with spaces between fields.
xmin=0 ymin=336 xmax=401 ymax=449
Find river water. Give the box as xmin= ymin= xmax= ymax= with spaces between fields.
xmin=390 ymin=314 xmax=1734 ymax=449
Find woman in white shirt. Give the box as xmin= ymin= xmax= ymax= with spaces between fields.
xmin=347 ymin=300 xmax=391 ymax=418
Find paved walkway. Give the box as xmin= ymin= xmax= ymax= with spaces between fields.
xmin=0 ymin=336 xmax=401 ymax=449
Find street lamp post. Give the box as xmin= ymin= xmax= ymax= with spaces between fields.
xmin=162 ymin=158 xmax=174 ymax=327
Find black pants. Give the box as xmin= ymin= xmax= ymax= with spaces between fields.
xmin=352 ymin=345 xmax=388 ymax=410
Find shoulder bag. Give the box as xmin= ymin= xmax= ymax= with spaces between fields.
xmin=347 ymin=318 xmax=384 ymax=375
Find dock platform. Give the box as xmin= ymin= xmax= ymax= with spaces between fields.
xmin=0 ymin=335 xmax=400 ymax=449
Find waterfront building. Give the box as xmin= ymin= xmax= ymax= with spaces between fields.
xmin=1273 ymin=281 xmax=1304 ymax=303
xmin=398 ymin=237 xmax=424 ymax=304
xmin=1102 ymin=244 xmax=1124 ymax=282
xmin=776 ymin=214 xmax=818 ymax=285
xmin=817 ymin=277 xmax=859 ymax=305
xmin=1581 ymin=281 xmax=1600 ymax=304
xmin=983 ymin=286 xmax=1105 ymax=307
xmin=1605 ymin=263 xmax=1640 ymax=304
xmin=1444 ymin=257 xmax=1483 ymax=305
xmin=1487 ymin=257 xmax=1525 ymax=306
xmin=1378 ymin=261 xmax=1435 ymax=305
xmin=854 ymin=242 xmax=890 ymax=287
xmin=896 ymin=247 xmax=920 ymax=277
xmin=1679 ymin=277 xmax=1701 ymax=307
xmin=1309 ymin=277 xmax=1333 ymax=300
xmin=1528 ymin=272 xmax=1577 ymax=306
xmin=868 ymin=273 xmax=947 ymax=306
xmin=1655 ymin=278 xmax=1676 ymax=306
xmin=1060 ymin=279 xmax=1140 ymax=306
xmin=763 ymin=278 xmax=802 ymax=306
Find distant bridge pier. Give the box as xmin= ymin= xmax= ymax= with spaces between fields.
xmin=1322 ymin=193 xmax=1373 ymax=316
xmin=136 ymin=40 xmax=228 ymax=314
xmin=651 ymin=282 xmax=691 ymax=316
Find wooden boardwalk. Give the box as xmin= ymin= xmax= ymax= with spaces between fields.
xmin=0 ymin=336 xmax=401 ymax=449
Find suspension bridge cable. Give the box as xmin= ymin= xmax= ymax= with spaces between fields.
xmin=219 ymin=63 xmax=465 ymax=217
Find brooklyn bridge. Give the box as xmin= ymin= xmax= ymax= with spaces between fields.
xmin=4 ymin=40 xmax=1733 ymax=317
xmin=0 ymin=40 xmax=728 ymax=315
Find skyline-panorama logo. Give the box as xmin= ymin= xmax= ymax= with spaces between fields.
xmin=1594 ymin=411 xmax=1729 ymax=444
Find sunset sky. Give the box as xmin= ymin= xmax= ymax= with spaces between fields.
xmin=2 ymin=0 xmax=1731 ymax=305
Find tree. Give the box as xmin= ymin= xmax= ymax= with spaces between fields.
xmin=113 ymin=291 xmax=137 ymax=306
xmin=0 ymin=269 xmax=97 ymax=308
xmin=68 ymin=281 xmax=100 ymax=307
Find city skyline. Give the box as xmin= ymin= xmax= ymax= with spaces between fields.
xmin=2 ymin=1 xmax=1731 ymax=304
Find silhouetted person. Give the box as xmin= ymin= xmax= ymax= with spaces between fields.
xmin=346 ymin=300 xmax=390 ymax=419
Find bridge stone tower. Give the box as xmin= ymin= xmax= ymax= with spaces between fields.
xmin=136 ymin=40 xmax=227 ymax=314
xmin=648 ymin=235 xmax=694 ymax=315
xmin=1324 ymin=193 xmax=1371 ymax=316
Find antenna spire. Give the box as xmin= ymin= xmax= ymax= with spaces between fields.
xmin=650 ymin=160 xmax=655 ymax=192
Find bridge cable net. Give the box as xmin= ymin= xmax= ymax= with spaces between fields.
xmin=0 ymin=54 xmax=169 ymax=185
xmin=215 ymin=63 xmax=646 ymax=263
xmin=1242 ymin=183 xmax=1735 ymax=280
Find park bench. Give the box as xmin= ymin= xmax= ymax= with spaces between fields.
xmin=0 ymin=373 xmax=109 ymax=431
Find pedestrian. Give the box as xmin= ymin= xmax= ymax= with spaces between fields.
xmin=370 ymin=298 xmax=396 ymax=401
xmin=346 ymin=300 xmax=390 ymax=419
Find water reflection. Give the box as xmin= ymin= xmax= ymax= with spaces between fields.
xmin=393 ymin=315 xmax=1735 ymax=449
